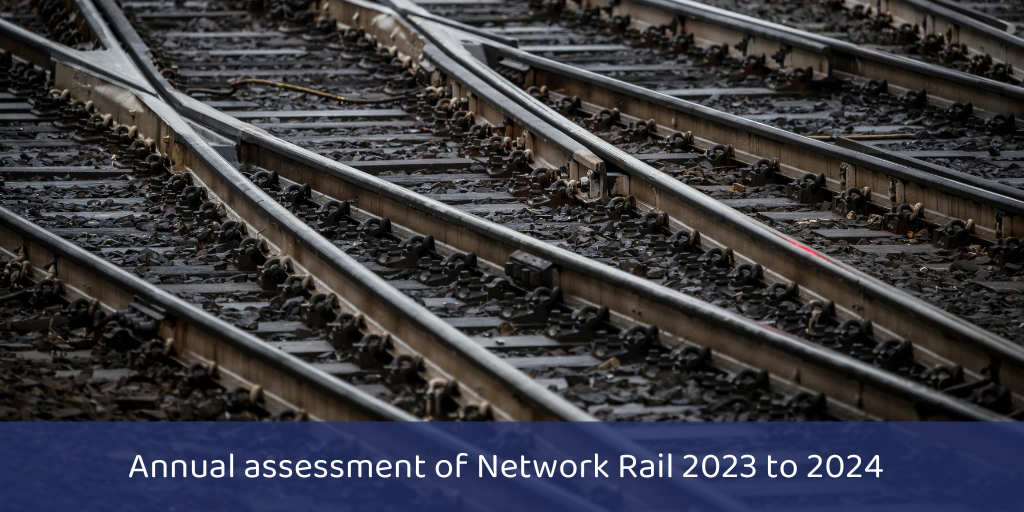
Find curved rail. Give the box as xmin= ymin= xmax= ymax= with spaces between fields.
xmin=376 ymin=0 xmax=1024 ymax=413
xmin=82 ymin=0 xmax=1017 ymax=420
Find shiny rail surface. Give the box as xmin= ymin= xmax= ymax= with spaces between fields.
xmin=1 ymin=0 xmax=586 ymax=422
xmin=0 ymin=0 xmax=1018 ymax=422
xmin=4 ymin=1 xmax=1024 ymax=509
xmin=104 ymin=0 xmax=865 ymax=421
xmin=0 ymin=60 xmax=415 ymax=420
xmin=79 ymin=0 xmax=1015 ymax=419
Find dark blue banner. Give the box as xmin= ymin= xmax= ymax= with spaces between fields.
xmin=1 ymin=422 xmax=1021 ymax=511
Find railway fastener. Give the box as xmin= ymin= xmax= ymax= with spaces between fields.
xmin=933 ymin=219 xmax=977 ymax=250
xmin=881 ymin=203 xmax=925 ymax=235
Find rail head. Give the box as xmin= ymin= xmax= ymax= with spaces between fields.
xmin=922 ymin=0 xmax=1016 ymax=33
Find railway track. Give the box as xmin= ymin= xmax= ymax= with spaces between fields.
xmin=371 ymin=0 xmax=1024 ymax=407
xmin=2 ymin=0 xmax=584 ymax=423
xmin=0 ymin=0 xmax=1020 ymax=422
xmin=429 ymin=10 xmax=1024 ymax=342
xmin=0 ymin=0 xmax=1007 ymax=423
xmin=0 ymin=0 xmax=422 ymax=423
xmin=103 ymin=0 xmax=874 ymax=422
xmin=418 ymin=0 xmax=1024 ymax=206
xmin=83 ymin=0 xmax=1024 ymax=420
xmin=0 ymin=0 xmax=101 ymax=50
xmin=0 ymin=94 xmax=433 ymax=422
xmin=0 ymin=7 xmax=1023 ymax=512
xmin=0 ymin=203 xmax=416 ymax=421
xmin=416 ymin=0 xmax=1024 ymax=191
xmin=0 ymin=75 xmax=414 ymax=421
xmin=1 ymin=2 xmax=1023 ymax=511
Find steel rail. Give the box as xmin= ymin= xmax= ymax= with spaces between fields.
xmin=88 ymin=0 xmax=1018 ymax=421
xmin=93 ymin=69 xmax=592 ymax=422
xmin=840 ymin=0 xmax=1024 ymax=72
xmin=601 ymin=0 xmax=1024 ymax=118
xmin=61 ymin=0 xmax=155 ymax=89
xmin=271 ymin=1 xmax=1016 ymax=420
xmin=0 ymin=206 xmax=416 ymax=422
xmin=0 ymin=15 xmax=781 ymax=512
xmin=0 ymin=3 xmax=152 ymax=93
xmin=2 ymin=11 xmax=593 ymax=422
xmin=923 ymin=0 xmax=1016 ymax=33
xmin=107 ymin=0 xmax=862 ymax=424
xmin=362 ymin=0 xmax=1024 ymax=414
xmin=0 ymin=210 xmax=620 ymax=511
xmin=478 ymin=36 xmax=1024 ymax=238
xmin=603 ymin=0 xmax=837 ymax=76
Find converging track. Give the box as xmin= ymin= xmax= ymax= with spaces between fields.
xmin=394 ymin=0 xmax=1024 ymax=412
xmin=0 ymin=0 xmax=1022 ymax=425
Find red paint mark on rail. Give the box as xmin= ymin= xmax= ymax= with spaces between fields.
xmin=780 ymin=234 xmax=829 ymax=261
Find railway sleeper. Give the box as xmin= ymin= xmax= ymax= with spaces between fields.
xmin=82 ymin=0 xmax=1017 ymax=420
xmin=516 ymin=83 xmax=1022 ymax=307
xmin=389 ymin=80 xmax=1018 ymax=413
xmin=0 ymin=245 xmax=303 ymax=421
xmin=246 ymin=165 xmax=843 ymax=421
xmin=571 ymin=192 xmax=1002 ymax=402
xmin=1 ymin=82 xmax=492 ymax=422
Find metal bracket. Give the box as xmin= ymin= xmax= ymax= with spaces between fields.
xmin=505 ymin=251 xmax=559 ymax=288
